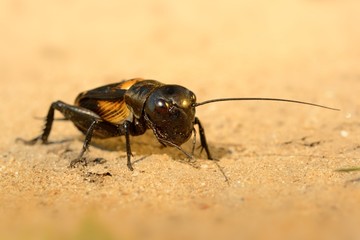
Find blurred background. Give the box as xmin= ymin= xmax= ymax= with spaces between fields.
xmin=1 ymin=0 xmax=358 ymax=87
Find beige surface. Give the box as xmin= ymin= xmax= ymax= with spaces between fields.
xmin=1 ymin=1 xmax=360 ymax=239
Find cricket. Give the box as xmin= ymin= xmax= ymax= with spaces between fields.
xmin=18 ymin=78 xmax=339 ymax=170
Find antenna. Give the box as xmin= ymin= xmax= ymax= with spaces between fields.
xmin=194 ymin=97 xmax=340 ymax=111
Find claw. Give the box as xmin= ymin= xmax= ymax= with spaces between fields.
xmin=127 ymin=161 xmax=134 ymax=171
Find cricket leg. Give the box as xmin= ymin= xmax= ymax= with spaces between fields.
xmin=18 ymin=100 xmax=110 ymax=167
xmin=69 ymin=119 xmax=100 ymax=167
xmin=18 ymin=100 xmax=102 ymax=144
xmin=123 ymin=121 xmax=134 ymax=171
xmin=17 ymin=101 xmax=58 ymax=145
xmin=194 ymin=117 xmax=213 ymax=160
xmin=191 ymin=127 xmax=197 ymax=156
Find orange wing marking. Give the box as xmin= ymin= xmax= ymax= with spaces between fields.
xmin=98 ymin=100 xmax=132 ymax=124
xmin=115 ymin=78 xmax=144 ymax=90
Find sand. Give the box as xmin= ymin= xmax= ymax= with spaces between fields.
xmin=1 ymin=1 xmax=360 ymax=239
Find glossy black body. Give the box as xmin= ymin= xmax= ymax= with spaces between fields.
xmin=20 ymin=79 xmax=212 ymax=170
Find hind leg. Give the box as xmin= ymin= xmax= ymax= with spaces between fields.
xmin=18 ymin=101 xmax=57 ymax=145
xmin=18 ymin=100 xmax=107 ymax=166
xmin=19 ymin=100 xmax=138 ymax=170
xmin=18 ymin=100 xmax=102 ymax=145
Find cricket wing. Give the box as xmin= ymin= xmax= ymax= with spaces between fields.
xmin=74 ymin=78 xmax=143 ymax=124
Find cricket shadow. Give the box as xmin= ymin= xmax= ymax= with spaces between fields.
xmin=83 ymin=130 xmax=231 ymax=161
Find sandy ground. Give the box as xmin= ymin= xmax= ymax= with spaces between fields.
xmin=1 ymin=0 xmax=360 ymax=239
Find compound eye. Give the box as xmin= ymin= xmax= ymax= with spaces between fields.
xmin=155 ymin=99 xmax=169 ymax=113
xmin=191 ymin=93 xmax=196 ymax=103
xmin=187 ymin=92 xmax=196 ymax=107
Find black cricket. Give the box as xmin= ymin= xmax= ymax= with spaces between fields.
xmin=19 ymin=78 xmax=339 ymax=170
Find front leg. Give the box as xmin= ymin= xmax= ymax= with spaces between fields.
xmin=194 ymin=117 xmax=213 ymax=160
xmin=123 ymin=121 xmax=134 ymax=171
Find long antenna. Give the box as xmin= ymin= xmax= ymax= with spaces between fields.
xmin=194 ymin=97 xmax=340 ymax=111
